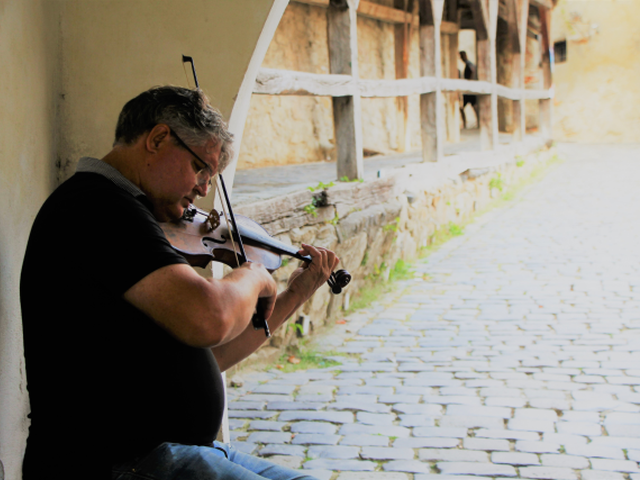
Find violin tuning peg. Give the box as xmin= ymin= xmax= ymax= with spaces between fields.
xmin=334 ymin=269 xmax=352 ymax=289
xmin=327 ymin=270 xmax=350 ymax=295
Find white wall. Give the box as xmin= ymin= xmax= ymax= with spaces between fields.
xmin=0 ymin=2 xmax=60 ymax=478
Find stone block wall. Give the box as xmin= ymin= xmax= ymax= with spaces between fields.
xmin=233 ymin=144 xmax=557 ymax=363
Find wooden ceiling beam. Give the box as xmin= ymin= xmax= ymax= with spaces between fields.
xmin=528 ymin=0 xmax=552 ymax=10
xmin=358 ymin=0 xmax=415 ymax=24
xmin=293 ymin=0 xmax=424 ymax=26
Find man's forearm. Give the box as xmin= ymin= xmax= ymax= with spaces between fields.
xmin=210 ymin=288 xmax=307 ymax=372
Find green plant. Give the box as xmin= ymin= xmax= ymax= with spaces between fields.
xmin=340 ymin=176 xmax=364 ymax=183
xmin=345 ymin=257 xmax=415 ymax=313
xmin=448 ymin=222 xmax=464 ymax=236
xmin=308 ymin=181 xmax=335 ymax=192
xmin=274 ymin=348 xmax=342 ymax=373
xmin=389 ymin=259 xmax=413 ymax=282
xmin=286 ymin=322 xmax=304 ymax=336
xmin=303 ymin=196 xmax=320 ymax=218
xmin=328 ymin=212 xmax=340 ymax=226
xmin=373 ymin=262 xmax=387 ymax=277
xmin=360 ymin=251 xmax=369 ymax=267
xmin=418 ymin=222 xmax=465 ymax=259
xmin=515 ymin=158 xmax=525 ymax=167
xmin=489 ymin=173 xmax=505 ymax=192
xmin=382 ymin=217 xmax=400 ymax=233
xmin=303 ymin=203 xmax=318 ymax=217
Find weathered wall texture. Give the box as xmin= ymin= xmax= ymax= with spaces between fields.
xmin=233 ymin=143 xmax=556 ymax=365
xmin=358 ymin=16 xmax=399 ymax=154
xmin=0 ymin=2 xmax=60 ymax=478
xmin=56 ymin=0 xmax=275 ymax=182
xmin=551 ymin=0 xmax=640 ymax=143
xmin=240 ymin=3 xmax=337 ymax=168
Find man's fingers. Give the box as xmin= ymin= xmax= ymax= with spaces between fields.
xmin=300 ymin=243 xmax=340 ymax=271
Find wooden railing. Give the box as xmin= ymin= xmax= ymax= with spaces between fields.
xmin=251 ymin=0 xmax=553 ymax=181
xmin=255 ymin=67 xmax=553 ymax=100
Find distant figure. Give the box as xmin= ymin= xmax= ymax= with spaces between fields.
xmin=459 ymin=51 xmax=478 ymax=129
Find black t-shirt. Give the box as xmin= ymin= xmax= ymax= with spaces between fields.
xmin=20 ymin=172 xmax=225 ymax=478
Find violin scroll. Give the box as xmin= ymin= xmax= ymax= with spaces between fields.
xmin=328 ymin=269 xmax=351 ymax=295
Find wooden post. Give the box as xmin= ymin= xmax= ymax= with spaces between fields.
xmin=473 ymin=0 xmax=498 ymax=150
xmin=509 ymin=0 xmax=524 ymax=142
xmin=538 ymin=4 xmax=552 ymax=140
xmin=511 ymin=72 xmax=524 ymax=142
xmin=441 ymin=32 xmax=451 ymax=140
xmin=394 ymin=0 xmax=413 ymax=152
xmin=419 ymin=0 xmax=444 ymax=162
xmin=328 ymin=0 xmax=364 ymax=180
xmin=448 ymin=30 xmax=461 ymax=143
xmin=445 ymin=0 xmax=460 ymax=143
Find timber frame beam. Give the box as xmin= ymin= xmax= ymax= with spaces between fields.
xmin=260 ymin=0 xmax=553 ymax=172
xmin=328 ymin=0 xmax=364 ymax=181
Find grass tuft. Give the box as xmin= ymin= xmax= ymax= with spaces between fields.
xmin=272 ymin=348 xmax=343 ymax=373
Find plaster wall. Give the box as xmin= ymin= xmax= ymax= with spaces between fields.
xmin=551 ymin=0 xmax=640 ymax=143
xmin=240 ymin=3 xmax=336 ymax=168
xmin=0 ymin=2 xmax=60 ymax=478
xmin=0 ymin=1 xmax=277 ymax=477
xmin=56 ymin=0 xmax=275 ymax=182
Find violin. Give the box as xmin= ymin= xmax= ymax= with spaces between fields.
xmin=161 ymin=55 xmax=351 ymax=338
xmin=160 ymin=204 xmax=351 ymax=337
xmin=161 ymin=203 xmax=349 ymax=281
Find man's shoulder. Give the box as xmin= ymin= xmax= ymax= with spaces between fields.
xmin=51 ymin=172 xmax=147 ymax=212
xmin=32 ymin=172 xmax=154 ymax=240
xmin=57 ymin=171 xmax=131 ymax=197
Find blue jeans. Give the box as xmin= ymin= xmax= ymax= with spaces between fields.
xmin=112 ymin=442 xmax=320 ymax=480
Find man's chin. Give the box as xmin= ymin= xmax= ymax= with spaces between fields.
xmin=153 ymin=206 xmax=183 ymax=223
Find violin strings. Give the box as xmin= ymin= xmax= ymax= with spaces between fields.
xmin=215 ymin=174 xmax=242 ymax=268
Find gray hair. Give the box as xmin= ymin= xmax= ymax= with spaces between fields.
xmin=114 ymin=86 xmax=234 ymax=171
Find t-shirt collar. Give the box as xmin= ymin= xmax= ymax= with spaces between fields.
xmin=76 ymin=157 xmax=145 ymax=198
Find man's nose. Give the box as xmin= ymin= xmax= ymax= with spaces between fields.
xmin=194 ymin=179 xmax=210 ymax=197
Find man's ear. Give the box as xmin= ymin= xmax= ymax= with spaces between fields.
xmin=145 ymin=124 xmax=171 ymax=153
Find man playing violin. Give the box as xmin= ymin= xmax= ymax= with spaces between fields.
xmin=20 ymin=86 xmax=339 ymax=480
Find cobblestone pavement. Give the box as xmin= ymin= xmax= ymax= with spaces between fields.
xmin=228 ymin=144 xmax=640 ymax=480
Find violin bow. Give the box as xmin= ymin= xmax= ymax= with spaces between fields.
xmin=181 ymin=55 xmax=271 ymax=337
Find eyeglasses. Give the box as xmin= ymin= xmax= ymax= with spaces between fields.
xmin=169 ymin=129 xmax=214 ymax=188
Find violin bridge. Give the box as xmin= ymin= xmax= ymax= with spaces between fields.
xmin=205 ymin=209 xmax=220 ymax=232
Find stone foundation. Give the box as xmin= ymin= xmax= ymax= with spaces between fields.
xmin=230 ymin=140 xmax=557 ymax=372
